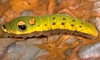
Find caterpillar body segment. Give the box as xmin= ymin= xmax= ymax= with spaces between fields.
xmin=2 ymin=14 xmax=98 ymax=39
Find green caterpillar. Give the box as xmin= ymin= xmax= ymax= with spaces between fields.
xmin=2 ymin=14 xmax=98 ymax=39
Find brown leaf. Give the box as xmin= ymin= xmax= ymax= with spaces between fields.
xmin=48 ymin=0 xmax=57 ymax=14
xmin=56 ymin=0 xmax=99 ymax=21
xmin=0 ymin=0 xmax=11 ymax=17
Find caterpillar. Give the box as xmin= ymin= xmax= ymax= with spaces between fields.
xmin=2 ymin=14 xmax=98 ymax=39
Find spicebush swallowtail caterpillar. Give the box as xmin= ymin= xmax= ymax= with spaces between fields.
xmin=2 ymin=14 xmax=98 ymax=39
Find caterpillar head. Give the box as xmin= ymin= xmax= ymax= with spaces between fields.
xmin=2 ymin=16 xmax=35 ymax=35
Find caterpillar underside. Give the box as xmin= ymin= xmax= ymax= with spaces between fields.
xmin=3 ymin=29 xmax=94 ymax=39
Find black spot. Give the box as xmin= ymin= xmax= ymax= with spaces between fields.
xmin=72 ymin=20 xmax=75 ymax=22
xmin=79 ymin=26 xmax=82 ymax=28
xmin=45 ymin=24 xmax=47 ymax=26
xmin=61 ymin=22 xmax=65 ymax=25
xmin=71 ymin=24 xmax=74 ymax=27
xmin=53 ymin=17 xmax=55 ymax=20
xmin=38 ymin=25 xmax=40 ymax=26
xmin=18 ymin=25 xmax=26 ymax=30
xmin=44 ymin=19 xmax=46 ymax=21
xmin=81 ymin=22 xmax=83 ymax=24
xmin=63 ymin=18 xmax=66 ymax=20
xmin=52 ymin=22 xmax=56 ymax=25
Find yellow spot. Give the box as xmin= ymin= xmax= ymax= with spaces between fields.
xmin=17 ymin=21 xmax=25 ymax=25
xmin=29 ymin=18 xmax=35 ymax=25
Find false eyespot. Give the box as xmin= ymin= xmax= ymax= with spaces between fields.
xmin=29 ymin=18 xmax=35 ymax=25
xmin=17 ymin=21 xmax=26 ymax=30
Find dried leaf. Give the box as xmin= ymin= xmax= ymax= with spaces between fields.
xmin=48 ymin=0 xmax=57 ymax=14
xmin=56 ymin=0 xmax=100 ymax=21
xmin=0 ymin=0 xmax=11 ymax=17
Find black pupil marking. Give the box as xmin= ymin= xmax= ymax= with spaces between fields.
xmin=3 ymin=25 xmax=6 ymax=29
xmin=53 ymin=17 xmax=55 ymax=19
xmin=61 ymin=22 xmax=65 ymax=25
xmin=63 ymin=18 xmax=66 ymax=20
xmin=52 ymin=22 xmax=56 ymax=25
xmin=71 ymin=24 xmax=74 ymax=27
xmin=79 ymin=26 xmax=82 ymax=28
xmin=18 ymin=25 xmax=26 ymax=30
xmin=72 ymin=20 xmax=75 ymax=22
